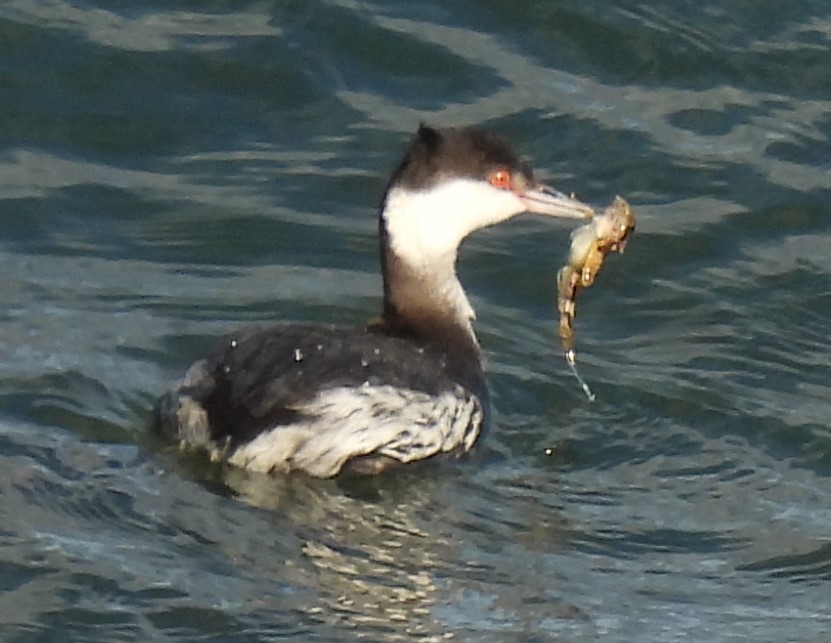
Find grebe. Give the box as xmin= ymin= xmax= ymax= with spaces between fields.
xmin=154 ymin=124 xmax=595 ymax=478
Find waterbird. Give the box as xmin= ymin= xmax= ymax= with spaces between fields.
xmin=154 ymin=124 xmax=595 ymax=478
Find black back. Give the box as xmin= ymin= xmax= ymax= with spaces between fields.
xmin=196 ymin=324 xmax=488 ymax=448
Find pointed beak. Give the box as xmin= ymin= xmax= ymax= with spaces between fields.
xmin=520 ymin=183 xmax=595 ymax=220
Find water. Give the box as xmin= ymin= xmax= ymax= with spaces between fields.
xmin=1 ymin=1 xmax=830 ymax=640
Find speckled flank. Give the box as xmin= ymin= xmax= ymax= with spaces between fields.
xmin=226 ymin=384 xmax=484 ymax=477
xmin=153 ymin=319 xmax=490 ymax=477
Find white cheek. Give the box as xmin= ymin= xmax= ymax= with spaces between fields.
xmin=384 ymin=180 xmax=524 ymax=264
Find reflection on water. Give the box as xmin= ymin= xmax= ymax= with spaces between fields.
xmin=219 ymin=462 xmax=596 ymax=640
xmin=218 ymin=469 xmax=454 ymax=640
xmin=0 ymin=0 xmax=830 ymax=640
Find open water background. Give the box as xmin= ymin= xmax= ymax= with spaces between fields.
xmin=1 ymin=1 xmax=830 ymax=641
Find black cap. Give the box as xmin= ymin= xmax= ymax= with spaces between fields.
xmin=387 ymin=124 xmax=534 ymax=191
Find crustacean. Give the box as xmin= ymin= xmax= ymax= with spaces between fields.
xmin=556 ymin=196 xmax=635 ymax=400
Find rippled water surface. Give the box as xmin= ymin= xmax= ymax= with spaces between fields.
xmin=1 ymin=1 xmax=830 ymax=641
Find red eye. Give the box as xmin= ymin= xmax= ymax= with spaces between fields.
xmin=489 ymin=169 xmax=512 ymax=190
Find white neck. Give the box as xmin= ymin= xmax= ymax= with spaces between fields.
xmin=381 ymin=178 xmax=527 ymax=339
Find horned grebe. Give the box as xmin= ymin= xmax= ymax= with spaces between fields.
xmin=154 ymin=124 xmax=594 ymax=478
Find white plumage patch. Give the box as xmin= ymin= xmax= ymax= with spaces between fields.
xmin=227 ymin=384 xmax=485 ymax=478
xmin=384 ymin=179 xmax=526 ymax=265
xmin=382 ymin=179 xmax=526 ymax=333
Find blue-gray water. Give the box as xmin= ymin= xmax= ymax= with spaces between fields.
xmin=1 ymin=1 xmax=830 ymax=641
